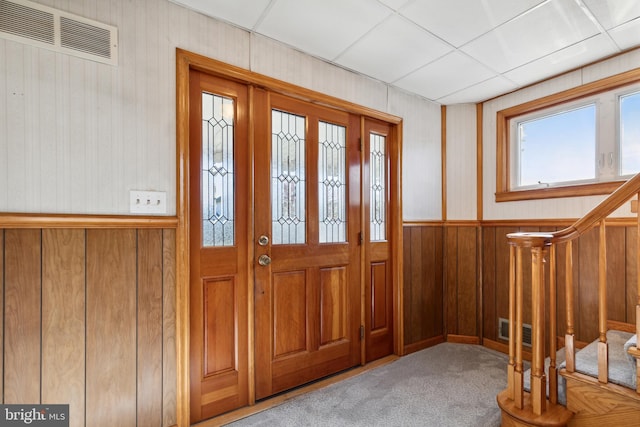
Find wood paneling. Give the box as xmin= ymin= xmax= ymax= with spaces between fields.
xmin=371 ymin=262 xmax=388 ymax=330
xmin=42 ymin=229 xmax=85 ymax=427
xmin=320 ymin=267 xmax=347 ymax=345
xmin=402 ymin=225 xmax=444 ymax=351
xmin=444 ymin=226 xmax=479 ymax=337
xmin=273 ymin=271 xmax=307 ymax=357
xmin=0 ymin=227 xmax=176 ymax=427
xmin=445 ymin=227 xmax=459 ymax=334
xmin=137 ymin=229 xmax=164 ymax=427
xmin=4 ymin=229 xmax=41 ymax=404
xmin=606 ymin=226 xmax=626 ymax=324
xmin=162 ymin=229 xmax=178 ymax=427
xmin=578 ymin=228 xmax=600 ymax=341
xmin=457 ymin=227 xmax=478 ymax=336
xmin=482 ymin=227 xmax=497 ymax=340
xmin=484 ymin=224 xmax=639 ymax=346
xmin=626 ymin=226 xmax=638 ymax=327
xmin=203 ymin=278 xmax=236 ymax=374
xmin=86 ymin=229 xmax=137 ymax=427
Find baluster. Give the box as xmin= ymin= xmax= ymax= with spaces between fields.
xmin=598 ymin=220 xmax=608 ymax=384
xmin=549 ymin=243 xmax=558 ymax=404
xmin=565 ymin=241 xmax=575 ymax=373
xmin=514 ymin=245 xmax=524 ymax=409
xmin=531 ymin=245 xmax=547 ymax=415
xmin=508 ymin=245 xmax=516 ymax=399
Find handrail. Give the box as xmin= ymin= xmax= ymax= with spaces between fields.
xmin=499 ymin=172 xmax=640 ymax=425
xmin=508 ymin=173 xmax=640 ymax=245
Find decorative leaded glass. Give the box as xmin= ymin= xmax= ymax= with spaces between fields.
xmin=201 ymin=92 xmax=235 ymax=247
xmin=272 ymin=109 xmax=306 ymax=245
xmin=319 ymin=121 xmax=346 ymax=243
xmin=370 ymin=132 xmax=386 ymax=241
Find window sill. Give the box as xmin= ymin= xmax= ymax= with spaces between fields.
xmin=495 ymin=180 xmax=626 ymax=202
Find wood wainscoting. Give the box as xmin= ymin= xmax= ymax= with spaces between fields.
xmin=403 ymin=220 xmax=640 ymax=356
xmin=482 ymin=220 xmax=639 ymax=348
xmin=403 ymin=223 xmax=445 ymax=353
xmin=0 ymin=227 xmax=177 ymax=427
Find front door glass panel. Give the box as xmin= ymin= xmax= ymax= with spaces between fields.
xmin=319 ymin=121 xmax=347 ymax=243
xmin=272 ymin=109 xmax=306 ymax=245
xmin=201 ymin=92 xmax=235 ymax=247
xmin=370 ymin=132 xmax=386 ymax=241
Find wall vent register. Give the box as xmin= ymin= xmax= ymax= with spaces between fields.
xmin=0 ymin=0 xmax=118 ymax=65
xmin=498 ymin=317 xmax=532 ymax=347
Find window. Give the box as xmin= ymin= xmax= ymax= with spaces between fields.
xmin=496 ymin=70 xmax=640 ymax=202
xmin=620 ymin=91 xmax=640 ymax=176
xmin=514 ymin=103 xmax=596 ymax=189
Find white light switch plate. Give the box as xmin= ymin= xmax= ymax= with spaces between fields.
xmin=130 ymin=190 xmax=167 ymax=214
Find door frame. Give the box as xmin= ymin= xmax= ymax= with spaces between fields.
xmin=175 ymin=48 xmax=404 ymax=427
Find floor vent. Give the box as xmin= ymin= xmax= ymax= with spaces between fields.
xmin=0 ymin=0 xmax=118 ymax=65
xmin=498 ymin=317 xmax=532 ymax=347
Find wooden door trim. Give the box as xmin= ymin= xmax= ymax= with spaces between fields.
xmin=176 ymin=48 xmax=403 ymax=427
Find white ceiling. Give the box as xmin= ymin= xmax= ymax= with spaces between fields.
xmin=172 ymin=0 xmax=640 ymax=104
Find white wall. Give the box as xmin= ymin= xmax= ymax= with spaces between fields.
xmin=0 ymin=0 xmax=442 ymax=220
xmin=390 ymin=88 xmax=442 ymax=221
xmin=445 ymin=104 xmax=476 ymax=220
xmin=482 ymin=48 xmax=640 ymax=220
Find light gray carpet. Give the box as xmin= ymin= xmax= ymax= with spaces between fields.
xmin=226 ymin=343 xmax=508 ymax=427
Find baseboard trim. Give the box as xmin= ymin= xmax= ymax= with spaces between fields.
xmin=483 ymin=338 xmax=532 ymax=361
xmin=403 ymin=335 xmax=445 ymax=355
xmin=447 ymin=334 xmax=480 ymax=345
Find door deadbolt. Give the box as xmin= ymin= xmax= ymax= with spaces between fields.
xmin=258 ymin=235 xmax=269 ymax=246
xmin=258 ymin=254 xmax=272 ymax=266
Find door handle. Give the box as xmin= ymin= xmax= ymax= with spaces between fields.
xmin=258 ymin=254 xmax=271 ymax=266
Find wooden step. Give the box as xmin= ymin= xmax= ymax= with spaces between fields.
xmin=497 ymin=389 xmax=574 ymax=427
xmin=561 ymin=369 xmax=640 ymax=426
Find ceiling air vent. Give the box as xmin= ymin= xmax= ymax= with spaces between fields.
xmin=0 ymin=0 xmax=118 ymax=66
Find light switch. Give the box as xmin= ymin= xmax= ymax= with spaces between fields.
xmin=129 ymin=190 xmax=167 ymax=214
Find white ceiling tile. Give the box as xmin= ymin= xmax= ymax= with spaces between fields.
xmin=582 ymin=0 xmax=640 ymax=29
xmin=378 ymin=0 xmax=412 ymax=12
xmin=504 ymin=34 xmax=620 ymax=86
xmin=393 ymin=51 xmax=496 ymax=100
xmin=169 ymin=0 xmax=271 ymax=29
xmin=175 ymin=0 xmax=640 ymax=104
xmin=400 ymin=0 xmax=545 ymax=47
xmin=255 ymin=0 xmax=391 ymax=60
xmin=335 ymin=15 xmax=452 ymax=83
xmin=436 ymin=76 xmax=518 ymax=104
xmin=608 ymin=18 xmax=640 ymax=50
xmin=461 ymin=0 xmax=600 ymax=73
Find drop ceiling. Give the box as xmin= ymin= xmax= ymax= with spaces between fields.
xmin=172 ymin=0 xmax=640 ymax=104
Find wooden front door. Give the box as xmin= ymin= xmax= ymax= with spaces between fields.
xmin=253 ymin=90 xmax=362 ymax=399
xmin=188 ymin=70 xmax=250 ymax=422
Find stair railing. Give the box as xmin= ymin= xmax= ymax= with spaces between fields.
xmin=500 ymin=172 xmax=640 ymax=423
